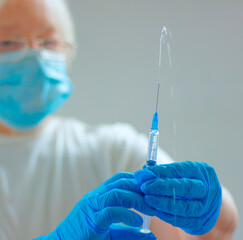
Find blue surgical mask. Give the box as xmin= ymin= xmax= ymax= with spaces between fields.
xmin=0 ymin=49 xmax=73 ymax=130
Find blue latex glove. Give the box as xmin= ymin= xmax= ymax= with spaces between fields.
xmin=34 ymin=172 xmax=157 ymax=240
xmin=134 ymin=161 xmax=222 ymax=235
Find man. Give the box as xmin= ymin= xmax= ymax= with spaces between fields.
xmin=0 ymin=0 xmax=238 ymax=239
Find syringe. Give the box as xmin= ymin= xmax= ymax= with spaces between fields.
xmin=141 ymin=83 xmax=160 ymax=233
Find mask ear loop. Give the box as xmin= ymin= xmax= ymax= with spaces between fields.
xmin=173 ymin=186 xmax=176 ymax=226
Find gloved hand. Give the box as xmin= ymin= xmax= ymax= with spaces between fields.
xmin=134 ymin=161 xmax=222 ymax=235
xmin=34 ymin=172 xmax=157 ymax=240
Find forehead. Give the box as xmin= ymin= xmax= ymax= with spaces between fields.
xmin=0 ymin=0 xmax=59 ymax=38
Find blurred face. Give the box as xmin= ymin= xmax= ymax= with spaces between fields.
xmin=0 ymin=0 xmax=63 ymax=53
xmin=0 ymin=0 xmax=72 ymax=134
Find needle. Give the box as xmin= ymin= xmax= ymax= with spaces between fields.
xmin=155 ymin=83 xmax=160 ymax=113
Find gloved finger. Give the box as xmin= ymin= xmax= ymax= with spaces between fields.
xmin=109 ymin=224 xmax=157 ymax=240
xmin=156 ymin=210 xmax=203 ymax=230
xmin=144 ymin=195 xmax=204 ymax=217
xmin=134 ymin=169 xmax=157 ymax=184
xmin=147 ymin=162 xmax=205 ymax=180
xmin=157 ymin=208 xmax=220 ymax=235
xmin=95 ymin=207 xmax=143 ymax=230
xmin=103 ymin=172 xmax=134 ymax=185
xmin=98 ymin=189 xmax=157 ymax=216
xmin=102 ymin=178 xmax=142 ymax=194
xmin=141 ymin=178 xmax=207 ymax=199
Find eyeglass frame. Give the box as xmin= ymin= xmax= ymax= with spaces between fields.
xmin=0 ymin=37 xmax=78 ymax=63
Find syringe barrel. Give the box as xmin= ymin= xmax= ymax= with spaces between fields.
xmin=146 ymin=130 xmax=159 ymax=166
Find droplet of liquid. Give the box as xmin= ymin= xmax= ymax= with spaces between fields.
xmin=158 ymin=26 xmax=173 ymax=79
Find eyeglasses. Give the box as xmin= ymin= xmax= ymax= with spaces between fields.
xmin=0 ymin=38 xmax=77 ymax=62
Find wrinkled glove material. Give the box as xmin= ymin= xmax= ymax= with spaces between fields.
xmin=134 ymin=161 xmax=222 ymax=235
xmin=34 ymin=172 xmax=157 ymax=240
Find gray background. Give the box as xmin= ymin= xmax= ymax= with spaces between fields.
xmin=58 ymin=1 xmax=243 ymax=239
